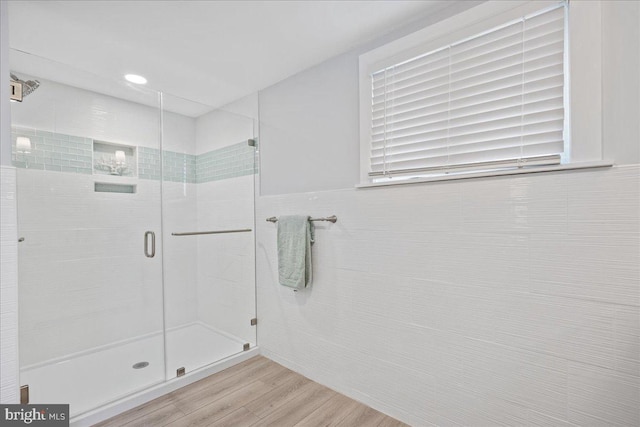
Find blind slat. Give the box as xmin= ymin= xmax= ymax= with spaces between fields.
xmin=372 ymin=117 xmax=563 ymax=154
xmin=369 ymin=4 xmax=567 ymax=179
xmin=373 ymin=69 xmax=563 ymax=116
xmin=372 ymin=131 xmax=563 ymax=161
xmin=373 ymin=85 xmax=563 ymax=130
xmin=373 ymin=97 xmax=563 ymax=141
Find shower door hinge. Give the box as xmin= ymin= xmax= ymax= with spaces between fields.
xmin=247 ymin=139 xmax=256 ymax=147
xmin=20 ymin=385 xmax=29 ymax=404
xmin=10 ymin=80 xmax=23 ymax=102
xmin=250 ymin=318 xmax=257 ymax=326
xmin=176 ymin=367 xmax=185 ymax=377
xmin=243 ymin=343 xmax=250 ymax=351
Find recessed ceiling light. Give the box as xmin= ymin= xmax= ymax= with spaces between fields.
xmin=125 ymin=74 xmax=147 ymax=85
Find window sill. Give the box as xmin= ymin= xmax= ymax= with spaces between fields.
xmin=356 ymin=161 xmax=614 ymax=189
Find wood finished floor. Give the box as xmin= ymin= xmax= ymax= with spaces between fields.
xmin=94 ymin=356 xmax=408 ymax=427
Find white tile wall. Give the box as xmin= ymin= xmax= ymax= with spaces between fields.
xmin=162 ymin=181 xmax=198 ymax=329
xmin=9 ymin=76 xmax=192 ymax=151
xmin=10 ymin=78 xmax=201 ymax=366
xmin=1 ymin=166 xmax=19 ymax=403
xmin=196 ymin=175 xmax=256 ymax=345
xmin=195 ymin=108 xmax=255 ymax=155
xmin=17 ymin=169 xmax=165 ymax=366
xmin=256 ymin=164 xmax=640 ymax=426
xmin=194 ymin=107 xmax=257 ymax=346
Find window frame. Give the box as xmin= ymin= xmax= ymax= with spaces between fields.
xmin=358 ymin=0 xmax=607 ymax=187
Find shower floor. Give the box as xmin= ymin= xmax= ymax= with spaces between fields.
xmin=20 ymin=323 xmax=246 ymax=417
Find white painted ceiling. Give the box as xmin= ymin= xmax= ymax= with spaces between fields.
xmin=8 ymin=0 xmax=457 ymax=116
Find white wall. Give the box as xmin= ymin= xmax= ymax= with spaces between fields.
xmin=160 ymin=97 xmax=199 ymax=332
xmin=195 ymin=176 xmax=256 ymax=345
xmin=0 ymin=0 xmax=20 ymax=404
xmin=259 ymin=52 xmax=360 ymax=195
xmin=195 ymin=108 xmax=257 ymax=345
xmin=195 ymin=107 xmax=254 ymax=154
xmin=256 ymin=1 xmax=640 ymax=425
xmin=257 ymin=165 xmax=639 ymax=426
xmin=602 ymin=1 xmax=640 ymax=163
xmin=219 ymin=92 xmax=259 ymax=123
xmin=160 ymin=181 xmax=198 ymax=330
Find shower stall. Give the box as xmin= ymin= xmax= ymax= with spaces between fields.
xmin=10 ymin=50 xmax=258 ymax=423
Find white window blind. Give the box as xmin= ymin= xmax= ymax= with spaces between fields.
xmin=369 ymin=3 xmax=567 ymax=180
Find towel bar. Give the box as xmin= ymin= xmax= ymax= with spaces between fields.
xmin=172 ymin=229 xmax=252 ymax=236
xmin=266 ymin=215 xmax=337 ymax=223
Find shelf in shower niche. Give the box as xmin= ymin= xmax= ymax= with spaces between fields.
xmin=94 ymin=182 xmax=137 ymax=194
xmin=93 ymin=140 xmax=137 ymax=177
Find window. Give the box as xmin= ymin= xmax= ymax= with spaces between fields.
xmin=359 ymin=1 xmax=582 ymax=185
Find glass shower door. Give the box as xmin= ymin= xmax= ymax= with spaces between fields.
xmin=11 ymin=50 xmax=166 ymax=417
xmin=161 ymin=93 xmax=257 ymax=377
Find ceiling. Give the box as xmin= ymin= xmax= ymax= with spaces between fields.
xmin=8 ymin=1 xmax=459 ymax=116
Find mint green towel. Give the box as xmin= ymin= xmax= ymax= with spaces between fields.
xmin=277 ymin=215 xmax=314 ymax=289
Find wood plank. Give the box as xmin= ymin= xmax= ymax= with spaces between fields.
xmin=243 ymin=370 xmax=312 ymax=418
xmin=293 ymin=394 xmax=365 ymax=427
xmin=121 ymin=403 xmax=185 ymax=427
xmin=92 ymin=357 xmax=408 ymax=427
xmin=208 ymin=407 xmax=261 ymax=427
xmin=93 ymin=394 xmax=177 ymax=427
xmin=172 ymin=357 xmax=281 ymax=414
xmin=168 ymin=356 xmax=270 ymax=402
xmin=95 ymin=356 xmax=267 ymax=427
xmin=377 ymin=416 xmax=411 ymax=427
xmin=334 ymin=405 xmax=388 ymax=427
xmin=258 ymin=364 xmax=302 ymax=388
xmin=166 ymin=380 xmax=272 ymax=427
xmin=248 ymin=382 xmax=335 ymax=427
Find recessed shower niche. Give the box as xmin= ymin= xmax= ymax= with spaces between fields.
xmin=93 ymin=140 xmax=137 ymax=177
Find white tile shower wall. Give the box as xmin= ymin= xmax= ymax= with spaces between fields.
xmin=1 ymin=166 xmax=19 ymax=403
xmin=256 ymin=165 xmax=640 ymax=426
xmin=195 ymin=175 xmax=256 ymax=345
xmin=10 ymin=78 xmax=202 ymax=364
xmin=12 ymin=107 xmax=255 ymax=367
xmin=17 ymin=169 xmax=165 ymax=367
xmin=162 ymin=181 xmax=198 ymax=329
xmin=10 ymin=76 xmax=193 ymax=152
xmin=194 ymin=106 xmax=257 ymax=345
xmin=195 ymin=108 xmax=254 ymax=154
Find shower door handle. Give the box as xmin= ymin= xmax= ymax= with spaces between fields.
xmin=144 ymin=231 xmax=156 ymax=258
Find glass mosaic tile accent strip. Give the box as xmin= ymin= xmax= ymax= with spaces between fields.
xmin=11 ymin=127 xmax=93 ymax=174
xmin=138 ymin=148 xmax=197 ymax=183
xmin=163 ymin=150 xmax=197 ymax=183
xmin=11 ymin=127 xmax=256 ymax=183
xmin=196 ymin=141 xmax=257 ymax=183
xmin=137 ymin=147 xmax=162 ymax=181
